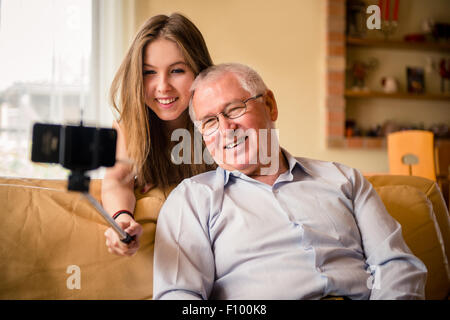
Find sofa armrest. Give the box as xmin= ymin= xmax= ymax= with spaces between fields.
xmin=0 ymin=177 xmax=167 ymax=299
xmin=366 ymin=174 xmax=450 ymax=299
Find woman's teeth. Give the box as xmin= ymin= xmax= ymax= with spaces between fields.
xmin=157 ymin=97 xmax=177 ymax=104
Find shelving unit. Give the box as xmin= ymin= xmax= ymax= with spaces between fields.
xmin=345 ymin=38 xmax=450 ymax=122
xmin=345 ymin=90 xmax=450 ymax=101
xmin=325 ymin=0 xmax=450 ymax=150
xmin=347 ymin=36 xmax=450 ymax=52
xmin=343 ymin=37 xmax=450 ymax=149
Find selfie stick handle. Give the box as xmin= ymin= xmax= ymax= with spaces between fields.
xmin=82 ymin=193 xmax=134 ymax=244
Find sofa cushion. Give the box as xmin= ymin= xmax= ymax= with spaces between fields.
xmin=373 ymin=184 xmax=449 ymax=299
xmin=0 ymin=178 xmax=167 ymax=299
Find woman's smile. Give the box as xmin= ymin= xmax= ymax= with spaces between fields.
xmin=155 ymin=97 xmax=179 ymax=108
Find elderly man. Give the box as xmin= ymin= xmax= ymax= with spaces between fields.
xmin=153 ymin=63 xmax=427 ymax=300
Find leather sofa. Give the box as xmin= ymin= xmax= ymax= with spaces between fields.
xmin=0 ymin=174 xmax=448 ymax=299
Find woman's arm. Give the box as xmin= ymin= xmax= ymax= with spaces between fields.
xmin=101 ymin=120 xmax=143 ymax=256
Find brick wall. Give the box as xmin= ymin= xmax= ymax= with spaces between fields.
xmin=325 ymin=0 xmax=385 ymax=149
xmin=326 ymin=0 xmax=346 ymax=148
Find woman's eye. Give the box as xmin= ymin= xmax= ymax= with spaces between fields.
xmin=171 ymin=68 xmax=185 ymax=74
xmin=143 ymin=70 xmax=156 ymax=75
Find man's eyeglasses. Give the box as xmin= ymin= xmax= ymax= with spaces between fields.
xmin=195 ymin=93 xmax=263 ymax=136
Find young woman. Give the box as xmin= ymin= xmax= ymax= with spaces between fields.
xmin=102 ymin=13 xmax=215 ymax=256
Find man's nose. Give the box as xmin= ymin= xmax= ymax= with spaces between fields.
xmin=217 ymin=113 xmax=237 ymax=135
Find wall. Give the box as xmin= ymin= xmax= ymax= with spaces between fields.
xmin=122 ymin=0 xmax=448 ymax=174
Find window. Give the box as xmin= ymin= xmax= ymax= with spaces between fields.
xmin=0 ymin=0 xmax=97 ymax=178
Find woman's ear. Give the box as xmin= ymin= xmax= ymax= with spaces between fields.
xmin=264 ymin=90 xmax=278 ymax=122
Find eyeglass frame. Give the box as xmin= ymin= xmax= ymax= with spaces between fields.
xmin=194 ymin=93 xmax=264 ymax=136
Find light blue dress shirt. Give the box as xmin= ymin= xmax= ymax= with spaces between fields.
xmin=153 ymin=149 xmax=427 ymax=300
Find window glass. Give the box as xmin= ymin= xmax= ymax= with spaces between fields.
xmin=0 ymin=0 xmax=93 ymax=178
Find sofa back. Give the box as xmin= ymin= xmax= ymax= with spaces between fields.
xmin=0 ymin=175 xmax=448 ymax=299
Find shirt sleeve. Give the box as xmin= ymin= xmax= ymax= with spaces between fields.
xmin=349 ymin=167 xmax=428 ymax=300
xmin=153 ymin=181 xmax=215 ymax=300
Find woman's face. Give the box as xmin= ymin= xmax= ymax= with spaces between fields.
xmin=143 ymin=38 xmax=195 ymax=128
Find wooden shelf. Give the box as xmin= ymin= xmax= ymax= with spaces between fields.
xmin=345 ymin=136 xmax=386 ymax=149
xmin=347 ymin=37 xmax=450 ymax=53
xmin=327 ymin=136 xmax=386 ymax=149
xmin=345 ymin=90 xmax=450 ymax=101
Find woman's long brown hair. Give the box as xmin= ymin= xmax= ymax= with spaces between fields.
xmin=110 ymin=13 xmax=216 ymax=189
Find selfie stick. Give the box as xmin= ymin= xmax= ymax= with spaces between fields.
xmin=82 ymin=192 xmax=134 ymax=244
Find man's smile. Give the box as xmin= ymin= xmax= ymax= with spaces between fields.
xmin=224 ymin=135 xmax=248 ymax=150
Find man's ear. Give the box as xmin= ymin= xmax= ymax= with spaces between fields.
xmin=264 ymin=90 xmax=278 ymax=122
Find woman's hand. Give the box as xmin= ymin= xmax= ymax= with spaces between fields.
xmin=104 ymin=214 xmax=143 ymax=256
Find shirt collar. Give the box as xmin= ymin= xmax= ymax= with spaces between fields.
xmin=217 ymin=147 xmax=311 ymax=186
xmin=281 ymin=147 xmax=298 ymax=174
xmin=282 ymin=147 xmax=315 ymax=178
xmin=219 ymin=167 xmax=249 ymax=186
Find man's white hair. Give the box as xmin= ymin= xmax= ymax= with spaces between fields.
xmin=188 ymin=63 xmax=268 ymax=122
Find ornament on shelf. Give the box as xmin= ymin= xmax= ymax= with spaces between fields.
xmin=345 ymin=119 xmax=362 ymax=137
xmin=378 ymin=0 xmax=399 ymax=39
xmin=347 ymin=58 xmax=379 ymax=91
xmin=429 ymin=123 xmax=449 ymax=138
xmin=346 ymin=0 xmax=367 ymax=38
xmin=438 ymin=58 xmax=450 ymax=93
xmin=432 ymin=22 xmax=450 ymax=42
xmin=406 ymin=67 xmax=425 ymax=94
xmin=381 ymin=76 xmax=399 ymax=93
